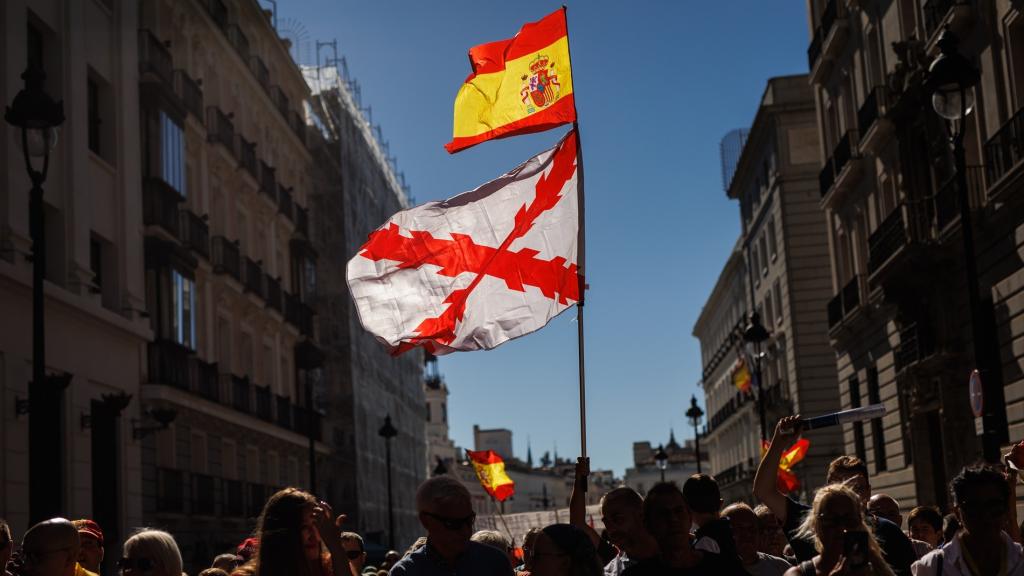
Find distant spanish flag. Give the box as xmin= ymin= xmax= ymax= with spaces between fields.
xmin=466 ymin=449 xmax=515 ymax=502
xmin=732 ymin=356 xmax=752 ymax=393
xmin=445 ymin=8 xmax=576 ymax=153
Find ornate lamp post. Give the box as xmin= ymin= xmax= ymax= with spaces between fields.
xmin=743 ymin=312 xmax=771 ymax=442
xmin=923 ymin=30 xmax=1005 ymax=463
xmin=686 ymin=395 xmax=705 ymax=474
xmin=5 ymin=66 xmax=65 ymax=522
xmin=378 ymin=414 xmax=398 ymax=549
xmin=654 ymin=444 xmax=668 ymax=483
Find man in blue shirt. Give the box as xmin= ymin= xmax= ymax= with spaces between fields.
xmin=389 ymin=476 xmax=513 ymax=576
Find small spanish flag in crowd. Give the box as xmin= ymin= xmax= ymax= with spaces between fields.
xmin=445 ymin=8 xmax=576 ymax=153
xmin=762 ymin=438 xmax=810 ymax=494
xmin=466 ymin=449 xmax=516 ymax=502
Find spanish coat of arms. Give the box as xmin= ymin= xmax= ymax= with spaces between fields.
xmin=521 ymin=54 xmax=561 ymax=114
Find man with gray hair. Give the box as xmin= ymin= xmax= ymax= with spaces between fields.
xmin=389 ymin=476 xmax=512 ymax=575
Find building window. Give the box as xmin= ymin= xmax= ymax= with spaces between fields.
xmin=759 ymin=236 xmax=769 ymax=276
xmin=849 ymin=376 xmax=866 ymax=462
xmin=426 ymin=402 xmax=431 ymax=422
xmin=751 ymin=245 xmax=760 ymax=287
xmin=161 ymin=111 xmax=185 ymax=196
xmin=767 ymin=219 xmax=777 ymax=261
xmin=442 ymin=402 xmax=447 ymax=423
xmin=171 ymin=270 xmax=196 ymax=349
xmin=88 ymin=77 xmax=101 ymax=154
xmin=867 ymin=367 xmax=886 ymax=472
xmin=773 ymin=281 xmax=783 ymax=326
xmin=764 ymin=295 xmax=774 ymax=329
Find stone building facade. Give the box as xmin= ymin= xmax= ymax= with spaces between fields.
xmin=623 ymin=434 xmax=703 ymax=495
xmin=699 ymin=75 xmax=844 ymax=504
xmin=134 ymin=0 xmax=325 ymax=570
xmin=805 ymin=0 xmax=1024 ymax=511
xmin=306 ymin=63 xmax=426 ymax=550
xmin=0 ymin=0 xmax=149 ymax=554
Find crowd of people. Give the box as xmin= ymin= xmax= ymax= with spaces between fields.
xmin=3 ymin=414 xmax=1024 ymax=575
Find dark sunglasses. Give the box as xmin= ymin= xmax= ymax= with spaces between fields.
xmin=117 ymin=557 xmax=155 ymax=571
xmin=424 ymin=511 xmax=476 ymax=530
xmin=345 ymin=550 xmax=364 ymax=560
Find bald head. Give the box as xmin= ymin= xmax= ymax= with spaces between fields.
xmin=868 ymin=494 xmax=902 ymax=528
xmin=22 ymin=519 xmax=79 ymax=576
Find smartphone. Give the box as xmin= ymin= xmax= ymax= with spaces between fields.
xmin=843 ymin=530 xmax=869 ymax=569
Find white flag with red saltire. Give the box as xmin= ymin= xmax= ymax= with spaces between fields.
xmin=346 ymin=129 xmax=580 ymax=355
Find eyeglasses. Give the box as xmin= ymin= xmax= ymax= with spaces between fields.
xmin=345 ymin=550 xmax=364 ymax=560
xmin=423 ymin=511 xmax=476 ymax=530
xmin=117 ymin=557 xmax=155 ymax=572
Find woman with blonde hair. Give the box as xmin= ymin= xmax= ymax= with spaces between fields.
xmin=784 ymin=484 xmax=894 ymax=576
xmin=118 ymin=529 xmax=183 ymax=576
xmin=232 ymin=487 xmax=347 ymax=576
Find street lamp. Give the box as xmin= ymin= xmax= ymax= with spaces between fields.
xmin=5 ymin=66 xmax=65 ymax=523
xmin=743 ymin=312 xmax=771 ymax=442
xmin=923 ymin=30 xmax=1004 ymax=463
xmin=378 ymin=414 xmax=398 ymax=549
xmin=686 ymin=395 xmax=705 ymax=474
xmin=654 ymin=444 xmax=668 ymax=483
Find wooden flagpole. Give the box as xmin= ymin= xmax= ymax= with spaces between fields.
xmin=563 ymin=6 xmax=588 ymax=465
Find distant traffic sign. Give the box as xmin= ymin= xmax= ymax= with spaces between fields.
xmin=969 ymin=370 xmax=984 ymax=418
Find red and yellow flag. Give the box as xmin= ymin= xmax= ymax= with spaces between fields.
xmin=732 ymin=357 xmax=752 ymax=393
xmin=466 ymin=449 xmax=515 ymax=502
xmin=761 ymin=438 xmax=810 ymax=494
xmin=445 ymin=8 xmax=576 ymax=153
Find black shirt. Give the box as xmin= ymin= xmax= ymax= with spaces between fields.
xmin=781 ymin=496 xmax=915 ymax=576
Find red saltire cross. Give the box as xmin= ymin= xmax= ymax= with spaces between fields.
xmin=355 ymin=130 xmax=580 ymax=355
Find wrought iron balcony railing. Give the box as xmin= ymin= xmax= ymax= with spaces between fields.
xmin=983 ymin=105 xmax=1024 ymax=187
xmin=143 ymin=178 xmax=183 ymax=237
xmin=174 ymin=69 xmax=204 ymax=121
xmin=259 ymin=161 xmax=277 ymax=202
xmin=255 ymin=385 xmax=273 ymax=421
xmin=206 ymin=107 xmax=235 ymax=157
xmin=278 ymin=187 xmax=294 ymax=221
xmin=231 ymin=375 xmax=252 ymax=414
xmin=244 ymin=257 xmax=265 ymax=297
xmin=148 ymin=339 xmax=190 ymax=389
xmin=179 ymin=210 xmax=209 ymax=259
xmin=934 ymin=165 xmax=985 ymax=232
xmin=139 ymin=30 xmax=173 ymax=86
xmin=237 ymin=136 xmax=258 ymax=179
xmin=211 ymin=236 xmax=241 ymax=281
xmin=265 ymin=274 xmax=282 ymax=312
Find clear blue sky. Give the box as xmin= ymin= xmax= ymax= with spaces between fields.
xmin=283 ymin=1 xmax=811 ymax=477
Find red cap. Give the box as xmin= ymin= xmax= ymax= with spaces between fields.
xmin=72 ymin=519 xmax=104 ymax=546
xmin=237 ymin=537 xmax=259 ymax=559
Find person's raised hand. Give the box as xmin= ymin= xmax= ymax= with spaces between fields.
xmin=575 ymin=457 xmax=590 ymax=487
xmin=772 ymin=415 xmax=802 ymax=448
xmin=313 ymin=500 xmax=344 ymax=553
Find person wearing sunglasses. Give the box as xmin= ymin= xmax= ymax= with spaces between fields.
xmin=912 ymin=465 xmax=1024 ymax=576
xmin=389 ymin=476 xmax=513 ymax=575
xmin=338 ymin=533 xmax=366 ymax=576
xmin=116 ymin=530 xmax=181 ymax=576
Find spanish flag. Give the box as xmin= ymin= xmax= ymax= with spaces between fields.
xmin=466 ymin=449 xmax=515 ymax=502
xmin=761 ymin=438 xmax=810 ymax=494
xmin=732 ymin=356 xmax=752 ymax=393
xmin=445 ymin=8 xmax=576 ymax=153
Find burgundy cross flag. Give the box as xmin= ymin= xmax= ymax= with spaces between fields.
xmin=347 ymin=129 xmax=580 ymax=355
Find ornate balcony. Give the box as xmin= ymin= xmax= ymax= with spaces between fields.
xmin=265 ymin=274 xmax=282 ymax=313
xmin=820 ymin=130 xmax=863 ymax=207
xmin=276 ymin=395 xmax=292 ymax=429
xmin=148 ymin=339 xmax=190 ymax=390
xmin=983 ymin=105 xmax=1024 ymax=199
xmin=255 ymin=385 xmax=273 ymax=421
xmin=226 ymin=24 xmax=250 ymax=63
xmin=211 ymin=236 xmax=241 ymax=282
xmin=139 ymin=30 xmax=173 ymax=87
xmin=278 ymin=187 xmax=294 ymax=221
xmin=244 ymin=257 xmax=265 ymax=297
xmin=237 ymin=136 xmax=258 ymax=179
xmin=174 ymin=70 xmax=204 ymax=121
xmin=206 ymin=107 xmax=235 ymax=158
xmin=808 ymin=0 xmax=848 ymax=85
xmin=143 ymin=178 xmax=183 ymax=239
xmin=191 ymin=357 xmax=219 ymax=401
xmin=828 ymin=275 xmax=864 ymax=334
xmin=923 ymin=0 xmax=974 ymax=51
xmin=867 ymin=203 xmax=935 ymax=287
xmin=231 ymin=375 xmax=252 ymax=414
xmin=259 ymin=161 xmax=277 ymax=202
xmin=894 ymin=321 xmax=937 ymax=374
xmin=934 ymin=165 xmax=985 ymax=233
xmin=179 ymin=210 xmax=209 ymax=260
xmin=857 ymin=86 xmax=893 ymax=155
xmin=203 ymin=0 xmax=228 ymax=29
